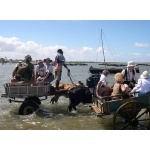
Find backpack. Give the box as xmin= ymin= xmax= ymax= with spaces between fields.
xmin=86 ymin=74 xmax=101 ymax=88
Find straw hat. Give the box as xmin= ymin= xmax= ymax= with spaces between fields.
xmin=114 ymin=73 xmax=123 ymax=82
xmin=127 ymin=61 xmax=135 ymax=67
xmin=140 ymin=71 xmax=150 ymax=79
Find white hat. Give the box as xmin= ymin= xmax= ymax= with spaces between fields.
xmin=127 ymin=61 xmax=135 ymax=67
xmin=140 ymin=71 xmax=150 ymax=79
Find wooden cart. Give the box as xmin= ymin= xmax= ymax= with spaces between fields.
xmin=92 ymin=93 xmax=150 ymax=129
xmin=1 ymin=82 xmax=50 ymax=115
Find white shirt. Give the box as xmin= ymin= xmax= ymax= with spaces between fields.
xmin=46 ymin=63 xmax=53 ymax=74
xmin=131 ymin=78 xmax=150 ymax=94
xmin=35 ymin=64 xmax=46 ymax=77
xmin=99 ymin=74 xmax=107 ymax=86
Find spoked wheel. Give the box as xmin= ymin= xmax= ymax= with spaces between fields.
xmin=18 ymin=100 xmax=39 ymax=115
xmin=113 ymin=101 xmax=150 ymax=130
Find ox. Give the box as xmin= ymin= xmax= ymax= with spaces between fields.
xmin=67 ymin=86 xmax=93 ymax=112
xmin=50 ymin=84 xmax=94 ymax=112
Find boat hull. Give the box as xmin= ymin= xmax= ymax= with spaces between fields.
xmin=89 ymin=66 xmax=140 ymax=74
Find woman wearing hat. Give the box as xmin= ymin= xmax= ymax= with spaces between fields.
xmin=130 ymin=71 xmax=150 ymax=95
xmin=121 ymin=61 xmax=138 ymax=89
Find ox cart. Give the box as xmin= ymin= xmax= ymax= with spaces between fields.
xmin=91 ymin=94 xmax=150 ymax=130
xmin=1 ymin=82 xmax=51 ymax=115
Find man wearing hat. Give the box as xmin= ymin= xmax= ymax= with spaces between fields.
xmin=35 ymin=59 xmax=47 ymax=82
xmin=121 ymin=61 xmax=137 ymax=89
xmin=130 ymin=71 xmax=150 ymax=95
xmin=23 ymin=54 xmax=35 ymax=82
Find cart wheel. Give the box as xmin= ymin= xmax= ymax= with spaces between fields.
xmin=113 ymin=101 xmax=150 ymax=130
xmin=25 ymin=96 xmax=41 ymax=105
xmin=18 ymin=101 xmax=39 ymax=115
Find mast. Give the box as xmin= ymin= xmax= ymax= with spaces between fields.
xmin=101 ymin=29 xmax=106 ymax=67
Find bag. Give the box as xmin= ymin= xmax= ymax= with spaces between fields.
xmin=86 ymin=74 xmax=100 ymax=88
xmin=47 ymin=73 xmax=54 ymax=79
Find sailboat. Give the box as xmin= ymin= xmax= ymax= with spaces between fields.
xmin=89 ymin=29 xmax=140 ymax=74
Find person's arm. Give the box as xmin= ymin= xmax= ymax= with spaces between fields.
xmin=130 ymin=79 xmax=141 ymax=94
xmin=96 ymin=81 xmax=102 ymax=98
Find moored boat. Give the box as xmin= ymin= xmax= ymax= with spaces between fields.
xmin=89 ymin=66 xmax=140 ymax=74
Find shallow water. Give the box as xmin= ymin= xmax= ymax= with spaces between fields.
xmin=0 ymin=63 xmax=149 ymax=130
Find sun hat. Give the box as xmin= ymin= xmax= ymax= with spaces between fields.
xmin=127 ymin=61 xmax=135 ymax=67
xmin=140 ymin=71 xmax=150 ymax=79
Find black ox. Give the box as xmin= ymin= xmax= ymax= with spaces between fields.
xmin=67 ymin=86 xmax=93 ymax=112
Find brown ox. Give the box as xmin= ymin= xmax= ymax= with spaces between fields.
xmin=50 ymin=81 xmax=86 ymax=104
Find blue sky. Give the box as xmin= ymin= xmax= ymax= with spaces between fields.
xmin=0 ymin=20 xmax=150 ymax=62
xmin=0 ymin=0 xmax=150 ymax=62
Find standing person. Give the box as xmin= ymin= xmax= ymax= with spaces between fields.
xmin=130 ymin=71 xmax=150 ymax=95
xmin=54 ymin=49 xmax=70 ymax=90
xmin=121 ymin=61 xmax=137 ymax=89
xmin=95 ymin=70 xmax=111 ymax=100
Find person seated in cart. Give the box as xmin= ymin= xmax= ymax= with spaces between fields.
xmin=35 ymin=59 xmax=46 ymax=82
xmin=44 ymin=57 xmax=54 ymax=83
xmin=130 ymin=71 xmax=150 ymax=96
xmin=23 ymin=54 xmax=36 ymax=82
xmin=12 ymin=61 xmax=24 ymax=81
xmin=121 ymin=61 xmax=138 ymax=90
xmin=11 ymin=55 xmax=35 ymax=82
xmin=95 ymin=70 xmax=111 ymax=101
xmin=111 ymin=73 xmax=129 ymax=99
xmin=35 ymin=58 xmax=54 ymax=83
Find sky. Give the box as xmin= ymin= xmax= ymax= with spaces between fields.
xmin=1 ymin=20 xmax=150 ymax=62
xmin=0 ymin=0 xmax=149 ymax=62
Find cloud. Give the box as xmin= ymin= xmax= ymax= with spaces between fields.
xmin=0 ymin=36 xmax=97 ymax=61
xmin=132 ymin=42 xmax=149 ymax=48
